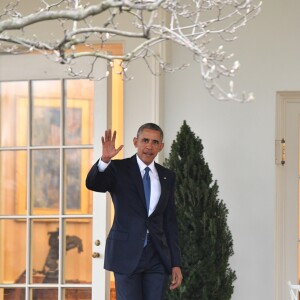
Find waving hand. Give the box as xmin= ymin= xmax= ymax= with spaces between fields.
xmin=101 ymin=130 xmax=124 ymax=163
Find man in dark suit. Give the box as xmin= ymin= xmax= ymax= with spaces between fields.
xmin=86 ymin=123 xmax=182 ymax=300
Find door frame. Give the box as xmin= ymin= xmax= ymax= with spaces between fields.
xmin=92 ymin=77 xmax=111 ymax=300
xmin=276 ymin=91 xmax=300 ymax=300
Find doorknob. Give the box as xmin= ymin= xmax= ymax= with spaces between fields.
xmin=92 ymin=252 xmax=100 ymax=258
xmin=94 ymin=240 xmax=101 ymax=246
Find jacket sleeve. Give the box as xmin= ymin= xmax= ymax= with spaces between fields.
xmin=164 ymin=171 xmax=182 ymax=267
xmin=85 ymin=159 xmax=115 ymax=193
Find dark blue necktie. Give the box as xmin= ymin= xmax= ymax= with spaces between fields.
xmin=143 ymin=167 xmax=151 ymax=213
xmin=143 ymin=167 xmax=151 ymax=246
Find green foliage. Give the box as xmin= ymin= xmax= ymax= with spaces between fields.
xmin=164 ymin=121 xmax=236 ymax=300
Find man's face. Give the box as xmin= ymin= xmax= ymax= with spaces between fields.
xmin=133 ymin=128 xmax=164 ymax=165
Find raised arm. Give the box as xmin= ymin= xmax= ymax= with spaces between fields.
xmin=86 ymin=129 xmax=123 ymax=192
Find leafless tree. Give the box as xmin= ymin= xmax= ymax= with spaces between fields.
xmin=0 ymin=0 xmax=262 ymax=102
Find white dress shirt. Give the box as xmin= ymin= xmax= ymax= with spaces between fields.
xmin=135 ymin=155 xmax=161 ymax=216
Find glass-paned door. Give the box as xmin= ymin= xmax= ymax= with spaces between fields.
xmin=0 ymin=54 xmax=109 ymax=300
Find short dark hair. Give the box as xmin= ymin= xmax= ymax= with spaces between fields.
xmin=137 ymin=123 xmax=164 ymax=141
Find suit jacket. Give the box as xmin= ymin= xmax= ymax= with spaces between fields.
xmin=86 ymin=155 xmax=181 ymax=275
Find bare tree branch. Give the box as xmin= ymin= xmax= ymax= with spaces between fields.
xmin=0 ymin=0 xmax=262 ymax=102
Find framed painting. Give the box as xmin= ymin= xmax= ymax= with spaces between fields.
xmin=15 ymin=95 xmax=92 ymax=215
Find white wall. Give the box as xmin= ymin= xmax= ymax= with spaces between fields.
xmin=163 ymin=1 xmax=300 ymax=299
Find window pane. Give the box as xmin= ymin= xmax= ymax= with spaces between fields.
xmin=32 ymin=81 xmax=61 ymax=146
xmin=31 ymin=220 xmax=59 ymax=284
xmin=64 ymin=218 xmax=92 ymax=284
xmin=0 ymin=151 xmax=27 ymax=215
xmin=63 ymin=288 xmax=91 ymax=299
xmin=0 ymin=219 xmax=26 ymax=285
xmin=31 ymin=150 xmax=60 ymax=215
xmin=0 ymin=81 xmax=28 ymax=147
xmin=0 ymin=287 xmax=25 ymax=299
xmin=64 ymin=149 xmax=93 ymax=215
xmin=65 ymin=80 xmax=94 ymax=145
xmin=31 ymin=288 xmax=58 ymax=299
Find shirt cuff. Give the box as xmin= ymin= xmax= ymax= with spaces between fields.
xmin=97 ymin=158 xmax=110 ymax=172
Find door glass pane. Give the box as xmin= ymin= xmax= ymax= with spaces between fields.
xmin=31 ymin=150 xmax=60 ymax=215
xmin=1 ymin=287 xmax=25 ymax=299
xmin=65 ymin=79 xmax=94 ymax=146
xmin=0 ymin=151 xmax=27 ymax=215
xmin=0 ymin=81 xmax=28 ymax=147
xmin=64 ymin=218 xmax=92 ymax=284
xmin=63 ymin=288 xmax=91 ymax=299
xmin=64 ymin=149 xmax=93 ymax=215
xmin=31 ymin=219 xmax=59 ymax=284
xmin=31 ymin=288 xmax=58 ymax=299
xmin=0 ymin=219 xmax=26 ymax=284
xmin=32 ymin=81 xmax=61 ymax=146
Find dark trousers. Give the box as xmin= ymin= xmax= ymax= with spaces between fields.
xmin=114 ymin=239 xmax=168 ymax=300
